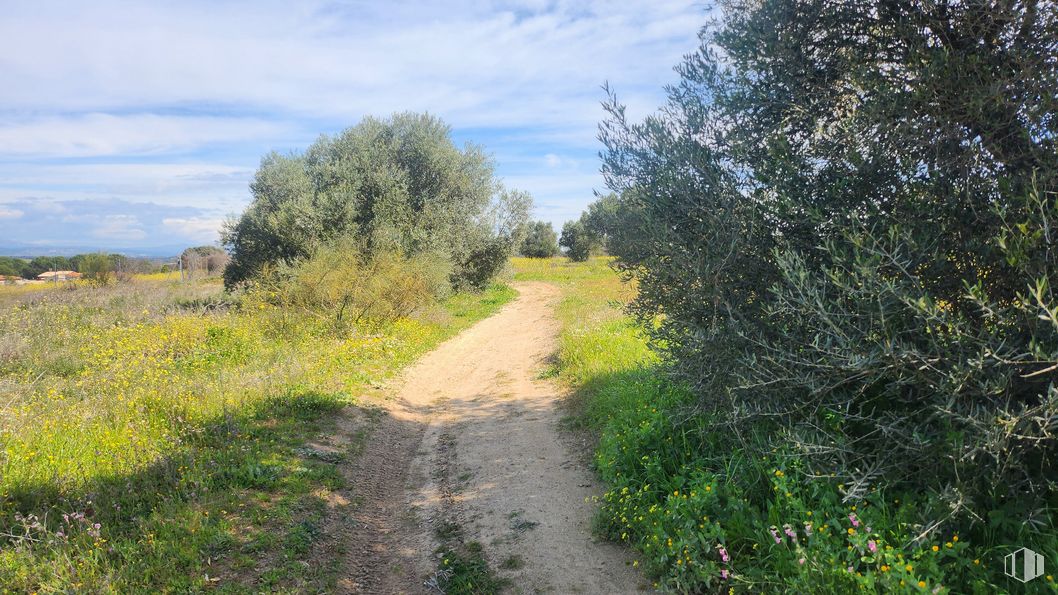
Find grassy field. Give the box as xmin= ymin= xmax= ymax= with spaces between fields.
xmin=513 ymin=256 xmax=1055 ymax=593
xmin=0 ymin=275 xmax=515 ymax=592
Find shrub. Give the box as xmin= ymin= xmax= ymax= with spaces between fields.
xmin=248 ymin=240 xmax=451 ymax=335
xmin=78 ymin=253 xmax=114 ymax=286
xmin=180 ymin=246 xmax=229 ymax=278
xmin=598 ymin=0 xmax=1058 ymax=584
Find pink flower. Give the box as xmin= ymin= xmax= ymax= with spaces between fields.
xmin=848 ymin=513 xmax=860 ymax=527
xmin=721 ymin=569 xmax=729 ymax=580
xmin=799 ymin=557 xmax=806 ymax=565
xmin=718 ymin=546 xmax=730 ymax=563
xmin=769 ymin=527 xmax=783 ymax=544
xmin=868 ymin=540 xmax=877 ymax=553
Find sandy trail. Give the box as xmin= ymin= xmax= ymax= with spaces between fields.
xmin=337 ymin=282 xmax=644 ymax=594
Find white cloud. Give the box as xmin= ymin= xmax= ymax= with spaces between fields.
xmin=0 ymin=114 xmax=292 ymax=158
xmin=0 ymin=207 xmax=23 ymax=219
xmin=0 ymin=0 xmax=707 ymax=250
xmin=0 ymin=162 xmax=254 ymax=213
xmin=162 ymin=217 xmax=224 ymax=244
xmin=0 ymin=0 xmax=701 ymax=127
xmin=90 ymin=214 xmax=147 ymax=241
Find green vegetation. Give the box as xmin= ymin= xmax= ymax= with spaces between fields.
xmin=517 ymin=256 xmax=1056 ymax=592
xmin=222 ymin=112 xmax=532 ymax=291
xmin=433 ymin=541 xmax=507 ymax=595
xmin=0 ymin=258 xmax=26 ymax=279
xmin=558 ymin=220 xmax=595 ymax=262
xmin=0 ymin=275 xmax=515 ymax=592
xmin=566 ymin=1 xmax=1058 ymax=591
xmin=518 ymin=220 xmax=560 ymax=258
xmin=77 ymin=252 xmax=115 ymax=286
xmin=0 ymin=254 xmax=158 ymax=280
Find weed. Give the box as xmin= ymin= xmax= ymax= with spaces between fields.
xmin=434 ymin=542 xmax=507 ymax=595
xmin=500 ymin=554 xmax=525 ymax=570
xmin=0 ymin=278 xmax=515 ymax=592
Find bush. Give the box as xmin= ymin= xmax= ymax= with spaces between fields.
xmin=222 ymin=113 xmax=531 ymax=291
xmin=247 ymin=240 xmax=451 ymax=335
xmin=519 ymin=221 xmax=559 ymax=258
xmin=180 ymin=246 xmax=229 ymax=278
xmin=78 ymin=253 xmax=114 ymax=286
xmin=598 ymin=0 xmax=1058 ymax=588
xmin=591 ymin=372 xmax=1012 ymax=593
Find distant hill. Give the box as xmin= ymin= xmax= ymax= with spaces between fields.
xmin=0 ymin=243 xmax=189 ymax=259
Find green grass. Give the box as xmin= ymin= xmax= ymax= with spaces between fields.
xmin=512 ymin=256 xmax=1056 ymax=594
xmin=0 ymin=279 xmax=515 ymax=593
xmin=433 ymin=541 xmax=507 ymax=595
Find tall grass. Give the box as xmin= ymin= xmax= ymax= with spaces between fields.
xmin=0 ymin=277 xmax=515 ymax=592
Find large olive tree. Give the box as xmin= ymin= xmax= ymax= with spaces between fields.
xmin=223 ymin=113 xmax=531 ymax=290
xmin=602 ymin=0 xmax=1058 ymax=521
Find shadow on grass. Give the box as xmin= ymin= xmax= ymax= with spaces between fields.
xmin=0 ymin=389 xmax=376 ymax=592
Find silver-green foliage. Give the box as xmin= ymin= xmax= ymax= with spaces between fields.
xmin=223 ymin=112 xmax=531 ymax=291
xmin=519 ymin=221 xmax=559 ymax=258
xmin=600 ymin=0 xmax=1058 ymax=522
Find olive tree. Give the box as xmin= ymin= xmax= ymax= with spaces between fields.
xmin=601 ymin=0 xmax=1058 ymax=520
xmin=223 ymin=113 xmax=532 ymax=290
xmin=519 ymin=221 xmax=560 ymax=258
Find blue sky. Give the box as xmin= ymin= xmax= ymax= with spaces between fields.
xmin=0 ymin=0 xmax=706 ymax=255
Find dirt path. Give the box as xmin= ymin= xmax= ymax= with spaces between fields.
xmin=335 ymin=282 xmax=645 ymax=594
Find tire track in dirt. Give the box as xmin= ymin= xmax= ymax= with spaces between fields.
xmin=337 ymin=282 xmax=645 ymax=593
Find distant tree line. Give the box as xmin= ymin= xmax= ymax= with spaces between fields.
xmin=0 ymin=249 xmax=230 ymax=283
xmin=0 ymin=253 xmax=157 ymax=280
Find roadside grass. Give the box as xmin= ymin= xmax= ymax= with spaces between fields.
xmin=511 ymin=256 xmax=653 ymax=421
xmin=0 ymin=279 xmax=515 ymax=592
xmin=512 ymin=257 xmax=1047 ymax=593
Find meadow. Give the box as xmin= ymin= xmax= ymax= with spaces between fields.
xmin=4 ymin=256 xmax=1053 ymax=593
xmin=514 ymin=257 xmax=1057 ymax=594
xmin=0 ymin=274 xmax=514 ymax=592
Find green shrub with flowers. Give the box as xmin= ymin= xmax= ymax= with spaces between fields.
xmin=513 ymin=257 xmax=1058 ymax=593
xmin=587 ymin=367 xmax=1056 ymax=593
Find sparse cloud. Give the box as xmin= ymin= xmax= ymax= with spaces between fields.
xmin=91 ymin=214 xmax=147 ymax=241
xmin=162 ymin=217 xmax=225 ymax=244
xmin=0 ymin=198 xmax=222 ymax=252
xmin=0 ymin=207 xmax=23 ymax=219
xmin=0 ymin=114 xmax=293 ymax=158
xmin=0 ymin=0 xmax=706 ymax=252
